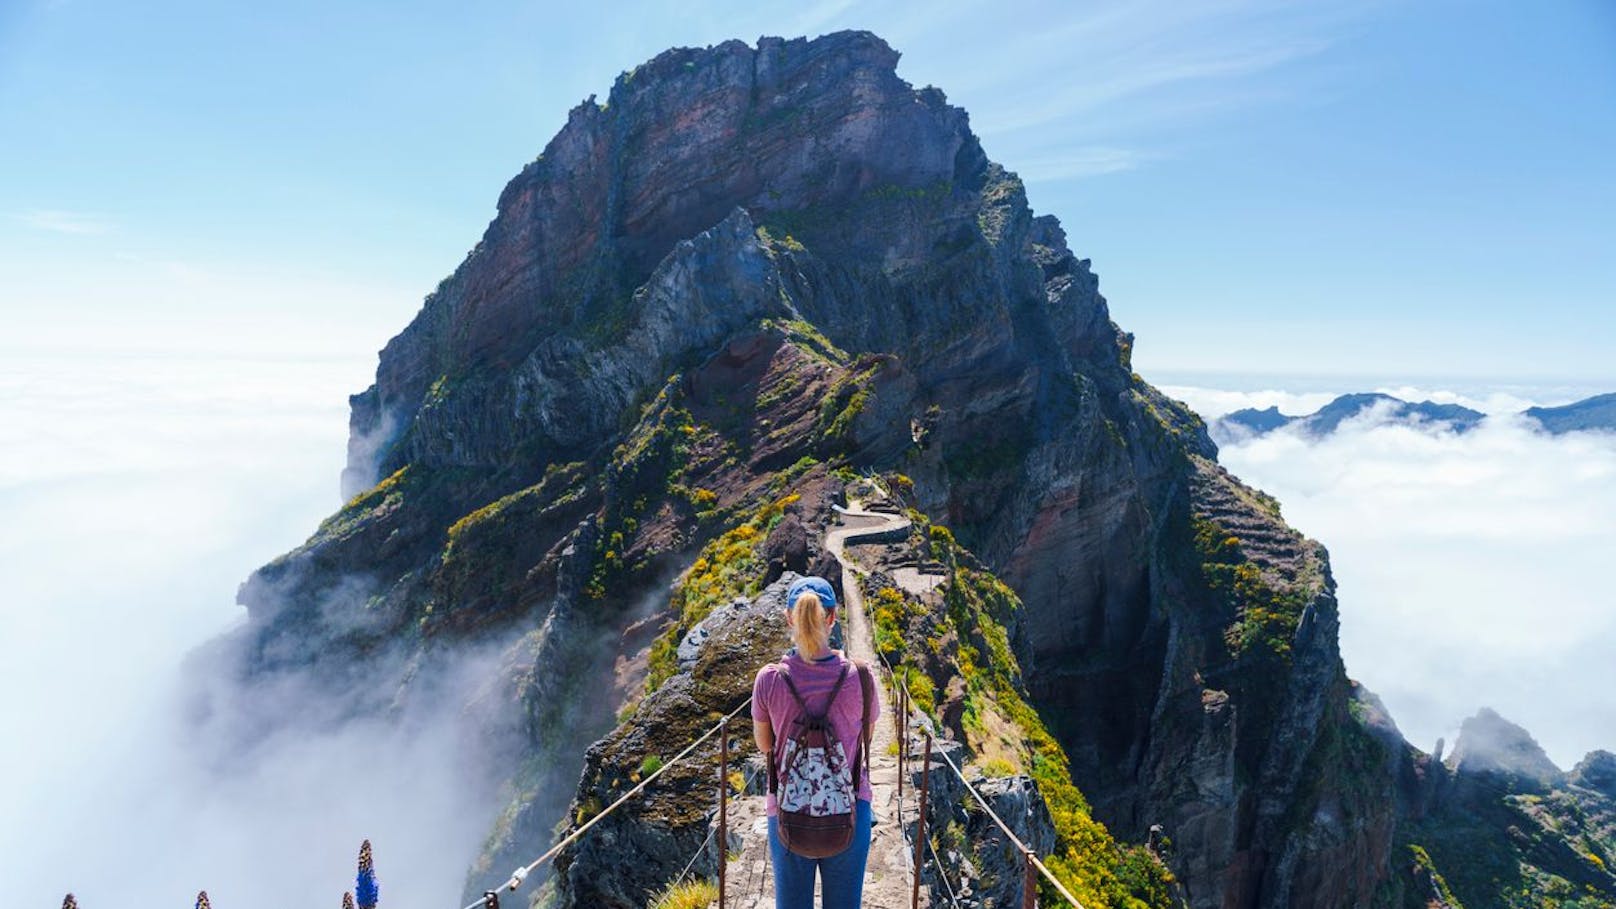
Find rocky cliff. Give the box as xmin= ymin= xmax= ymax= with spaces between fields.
xmin=224 ymin=30 xmax=1612 ymax=909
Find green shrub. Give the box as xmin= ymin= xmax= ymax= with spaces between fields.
xmin=647 ymin=879 xmax=718 ymax=909
xmin=980 ymin=756 xmax=1018 ymax=777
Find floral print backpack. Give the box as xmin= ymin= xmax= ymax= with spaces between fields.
xmin=768 ymin=658 xmax=874 ymax=858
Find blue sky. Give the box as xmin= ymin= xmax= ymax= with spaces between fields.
xmin=2 ymin=0 xmax=1613 ymax=380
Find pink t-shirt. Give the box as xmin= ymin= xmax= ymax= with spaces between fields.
xmin=752 ymin=649 xmax=879 ymax=816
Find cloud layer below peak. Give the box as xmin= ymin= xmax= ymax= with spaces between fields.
xmin=1186 ymin=385 xmax=1616 ymax=767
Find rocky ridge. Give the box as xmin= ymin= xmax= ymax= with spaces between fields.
xmin=222 ymin=30 xmax=1614 ymax=909
xmin=1212 ymin=389 xmax=1616 ymax=444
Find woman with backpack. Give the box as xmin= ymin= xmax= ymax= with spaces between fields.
xmin=751 ymin=575 xmax=879 ymax=909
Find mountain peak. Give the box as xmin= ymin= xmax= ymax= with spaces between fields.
xmin=344 ymin=31 xmax=1001 ymax=496
xmin=1450 ymin=707 xmax=1562 ymax=786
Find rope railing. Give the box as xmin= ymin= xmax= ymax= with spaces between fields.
xmin=462 ymin=695 xmax=755 ymax=909
xmin=879 ymin=640 xmax=1088 ymax=909
xmin=881 ymin=648 xmax=962 ymax=909
xmin=936 ymin=745 xmax=1086 ymax=909
xmin=923 ymin=819 xmax=964 ymax=909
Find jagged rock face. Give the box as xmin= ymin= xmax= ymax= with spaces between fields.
xmin=344 ymin=31 xmax=980 ymax=496
xmin=1573 ymin=751 xmax=1616 ymax=798
xmin=981 ymin=410 xmax=1396 ymax=909
xmin=943 ymin=772 xmax=1061 ymax=907
xmin=550 ymin=571 xmax=805 ymax=908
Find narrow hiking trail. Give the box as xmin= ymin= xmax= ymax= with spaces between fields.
xmin=715 ymin=496 xmax=928 ymax=908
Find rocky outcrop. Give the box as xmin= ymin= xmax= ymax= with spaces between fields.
xmin=1450 ymin=708 xmax=1563 ymax=788
xmin=1383 ymin=709 xmax=1616 ymax=909
xmin=1572 ymin=751 xmax=1616 ymax=798
xmin=548 ymin=574 xmax=798 ymax=908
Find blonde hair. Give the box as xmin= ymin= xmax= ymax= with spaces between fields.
xmin=790 ymin=590 xmax=831 ymax=658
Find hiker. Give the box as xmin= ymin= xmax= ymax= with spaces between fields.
xmin=752 ymin=575 xmax=878 ymax=909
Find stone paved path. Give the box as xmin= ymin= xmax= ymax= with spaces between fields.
xmin=713 ymin=498 xmax=929 ymax=908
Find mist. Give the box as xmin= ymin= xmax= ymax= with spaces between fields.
xmin=1167 ymin=382 xmax=1616 ymax=768
xmin=0 ymin=353 xmax=508 ymax=908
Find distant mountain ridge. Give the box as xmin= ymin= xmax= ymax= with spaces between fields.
xmin=1212 ymin=390 xmax=1616 ymax=443
xmin=1524 ymin=392 xmax=1616 ymax=434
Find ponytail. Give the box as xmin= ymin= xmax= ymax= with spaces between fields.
xmin=790 ymin=590 xmax=831 ymax=658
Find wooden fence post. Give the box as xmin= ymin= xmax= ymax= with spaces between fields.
xmin=897 ymin=686 xmax=908 ymax=801
xmin=911 ymin=732 xmax=932 ymax=909
xmin=719 ymin=716 xmax=729 ymax=909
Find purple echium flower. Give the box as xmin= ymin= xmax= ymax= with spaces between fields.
xmin=356 ymin=839 xmax=379 ymax=909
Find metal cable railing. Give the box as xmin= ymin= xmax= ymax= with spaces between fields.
xmin=936 ymin=744 xmax=1086 ymax=908
xmin=879 ymin=632 xmax=1089 ymax=909
xmin=463 ymin=695 xmax=754 ymax=909
xmin=877 ymin=649 xmax=962 ymax=909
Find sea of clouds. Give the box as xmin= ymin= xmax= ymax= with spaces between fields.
xmin=1162 ymin=379 xmax=1616 ymax=769
xmin=0 ymin=353 xmax=502 ymax=908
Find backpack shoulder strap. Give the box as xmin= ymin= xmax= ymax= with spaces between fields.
xmin=853 ymin=659 xmax=874 ymax=791
xmin=776 ymin=662 xmax=811 ymax=714
xmin=818 ymin=662 xmax=851 ymax=719
xmin=767 ymin=661 xmax=799 ymax=795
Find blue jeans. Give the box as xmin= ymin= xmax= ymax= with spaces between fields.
xmin=766 ymin=799 xmax=873 ymax=909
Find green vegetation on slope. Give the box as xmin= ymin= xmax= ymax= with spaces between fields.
xmin=1190 ymin=514 xmax=1310 ymax=660
xmin=1399 ymin=787 xmax=1616 ymax=909
xmin=643 ymin=491 xmax=802 ymax=692
xmin=873 ymin=508 xmax=1176 ymax=909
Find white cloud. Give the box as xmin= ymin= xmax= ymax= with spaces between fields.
xmin=1157 ymin=383 xmax=1342 ymax=419
xmin=0 ymin=251 xmax=414 ymax=359
xmin=1212 ymin=398 xmax=1616 ymax=768
xmin=931 ymin=0 xmax=1357 ymax=138
xmin=1015 ymin=146 xmax=1152 ymax=181
xmin=0 ymin=354 xmax=511 ymax=908
xmin=12 ymin=209 xmax=114 ymax=235
xmin=976 ymin=39 xmax=1328 ymax=136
